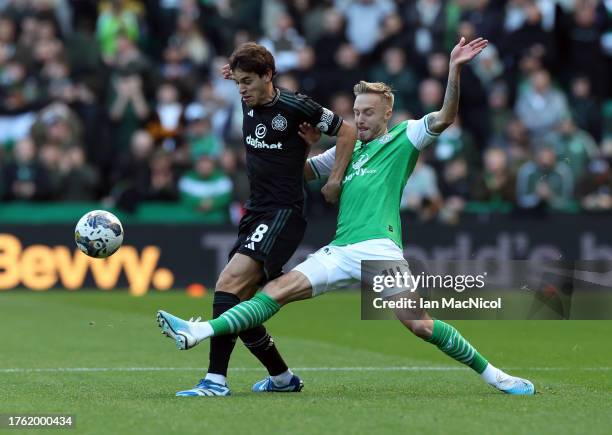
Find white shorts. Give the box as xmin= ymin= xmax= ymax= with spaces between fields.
xmin=293 ymin=238 xmax=411 ymax=297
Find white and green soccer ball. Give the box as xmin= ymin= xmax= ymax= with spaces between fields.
xmin=75 ymin=210 xmax=124 ymax=258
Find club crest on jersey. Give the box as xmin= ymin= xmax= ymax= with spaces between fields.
xmin=255 ymin=123 xmax=267 ymax=139
xmin=379 ymin=133 xmax=392 ymax=144
xmin=272 ymin=114 xmax=288 ymax=131
xmin=316 ymin=108 xmax=334 ymax=132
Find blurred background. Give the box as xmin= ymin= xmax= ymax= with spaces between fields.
xmin=0 ymin=0 xmax=611 ymax=293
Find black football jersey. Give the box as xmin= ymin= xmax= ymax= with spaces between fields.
xmin=241 ymin=88 xmax=343 ymax=212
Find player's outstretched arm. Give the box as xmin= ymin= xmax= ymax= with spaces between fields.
xmin=321 ymin=120 xmax=357 ymax=203
xmin=427 ymin=37 xmax=488 ymax=135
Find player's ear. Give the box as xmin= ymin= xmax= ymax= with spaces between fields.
xmin=385 ymin=106 xmax=393 ymax=121
xmin=263 ymin=70 xmax=273 ymax=83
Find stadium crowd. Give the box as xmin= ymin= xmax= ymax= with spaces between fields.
xmin=0 ymin=0 xmax=610 ymax=224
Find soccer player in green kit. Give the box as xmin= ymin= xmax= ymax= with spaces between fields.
xmin=158 ymin=37 xmax=535 ymax=395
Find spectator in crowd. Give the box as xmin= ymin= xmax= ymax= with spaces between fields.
xmin=219 ymin=147 xmax=249 ymax=212
xmin=327 ymin=42 xmax=362 ymax=97
xmin=96 ymin=0 xmax=140 ymax=62
xmin=178 ymin=153 xmax=232 ymax=219
xmin=2 ymin=136 xmax=50 ymax=201
xmin=578 ymin=158 xmax=612 ymax=212
xmin=183 ymin=102 xmax=222 ymax=162
xmin=160 ymin=40 xmax=197 ymax=92
xmin=146 ymin=82 xmax=184 ymax=151
xmin=402 ymin=0 xmax=448 ymax=61
xmin=470 ymin=43 xmax=503 ymax=89
xmin=438 ymin=156 xmax=474 ymax=223
xmin=488 ymin=81 xmax=513 ymax=142
xmin=400 ymin=156 xmax=442 ymax=221
xmin=516 ymin=145 xmax=574 ymax=211
xmin=557 ymin=0 xmax=607 ymax=96
xmin=329 ymin=92 xmax=355 ymax=126
xmin=515 ymin=69 xmax=570 ymax=141
xmin=109 ymin=129 xmax=154 ymax=211
xmin=337 ymin=0 xmax=396 ymax=55
xmin=550 ymin=119 xmax=599 ymax=182
xmin=372 ymin=12 xmax=411 ymax=62
xmin=38 ymin=140 xmax=63 ymax=197
xmin=472 ymin=146 xmax=516 ymax=203
xmin=432 ymin=117 xmax=478 ymax=169
xmin=260 ymin=12 xmax=305 ymax=73
xmin=369 ymin=47 xmax=417 ymax=112
xmin=569 ymin=75 xmax=602 ymax=141
xmin=193 ymin=80 xmax=233 ymax=145
xmin=416 ymin=78 xmax=443 ymax=118
xmin=57 ymin=146 xmax=100 ymax=201
xmin=313 ymin=7 xmax=347 ymax=70
xmin=288 ymin=46 xmax=321 ymax=101
xmin=169 ymin=12 xmax=214 ymax=69
xmin=502 ymin=117 xmax=531 ymax=171
xmin=148 ymin=148 xmax=177 ymax=201
xmin=578 ymin=139 xmax=612 ymax=211
xmin=108 ymin=70 xmax=150 ymax=153
xmin=31 ymin=103 xmax=83 ymax=150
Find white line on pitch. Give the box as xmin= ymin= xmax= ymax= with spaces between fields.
xmin=0 ymin=366 xmax=609 ymax=374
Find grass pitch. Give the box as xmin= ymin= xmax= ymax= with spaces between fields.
xmin=2 ymin=291 xmax=611 ymax=435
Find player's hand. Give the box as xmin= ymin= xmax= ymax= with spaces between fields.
xmin=221 ymin=63 xmax=233 ymax=80
xmin=321 ymin=179 xmax=342 ymax=204
xmin=298 ymin=122 xmax=321 ymax=146
xmin=449 ymin=37 xmax=488 ymax=68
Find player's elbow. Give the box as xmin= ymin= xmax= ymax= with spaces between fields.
xmin=429 ymin=114 xmax=454 ymax=134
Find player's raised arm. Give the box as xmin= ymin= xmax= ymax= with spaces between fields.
xmin=322 ymin=120 xmax=356 ymax=203
xmin=427 ymin=37 xmax=488 ymax=135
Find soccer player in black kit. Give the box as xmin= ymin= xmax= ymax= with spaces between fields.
xmin=157 ymin=42 xmax=357 ymax=396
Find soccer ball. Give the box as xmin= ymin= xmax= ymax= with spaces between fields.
xmin=74 ymin=210 xmax=124 ymax=258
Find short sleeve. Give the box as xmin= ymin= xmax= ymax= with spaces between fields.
xmin=406 ymin=114 xmax=440 ymax=150
xmin=307 ymin=146 xmax=336 ymax=179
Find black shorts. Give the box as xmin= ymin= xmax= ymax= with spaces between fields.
xmin=229 ymin=208 xmax=307 ymax=282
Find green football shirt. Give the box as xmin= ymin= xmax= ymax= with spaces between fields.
xmin=308 ymin=116 xmax=439 ymax=248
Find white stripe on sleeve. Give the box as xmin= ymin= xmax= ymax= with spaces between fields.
xmin=307 ymin=146 xmax=336 ymax=179
xmin=406 ymin=115 xmax=440 ymax=151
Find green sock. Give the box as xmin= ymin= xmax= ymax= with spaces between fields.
xmin=208 ymin=292 xmax=280 ymax=336
xmin=426 ymin=320 xmax=488 ymax=374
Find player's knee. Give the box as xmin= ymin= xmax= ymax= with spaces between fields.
xmin=263 ymin=279 xmax=291 ymax=303
xmin=215 ymin=270 xmax=250 ymax=298
xmin=263 ymin=272 xmax=311 ymax=306
xmin=402 ymin=319 xmax=433 ymax=339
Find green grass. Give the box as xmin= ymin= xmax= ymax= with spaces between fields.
xmin=1 ymin=291 xmax=611 ymax=435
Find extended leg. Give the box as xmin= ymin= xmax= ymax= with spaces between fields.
xmin=393 ymin=302 xmax=535 ymax=395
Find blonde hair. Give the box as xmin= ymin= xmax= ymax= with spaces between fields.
xmin=353 ymin=81 xmax=394 ymax=109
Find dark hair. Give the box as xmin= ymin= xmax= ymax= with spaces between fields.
xmin=229 ymin=42 xmax=276 ymax=77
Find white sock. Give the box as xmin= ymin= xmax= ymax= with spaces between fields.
xmin=271 ymin=369 xmax=294 ymax=387
xmin=205 ymin=373 xmax=226 ymax=386
xmin=480 ymin=363 xmax=510 ymax=386
xmin=191 ymin=321 xmax=214 ymax=341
